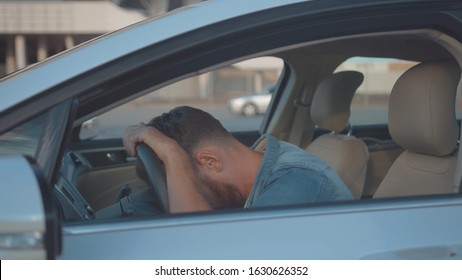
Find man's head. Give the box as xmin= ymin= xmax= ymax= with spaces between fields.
xmin=139 ymin=106 xmax=246 ymax=209
xmin=147 ymin=106 xmax=231 ymax=156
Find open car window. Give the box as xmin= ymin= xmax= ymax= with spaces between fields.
xmin=81 ymin=56 xmax=284 ymax=140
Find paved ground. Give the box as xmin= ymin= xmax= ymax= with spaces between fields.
xmin=81 ymin=102 xmax=389 ymax=140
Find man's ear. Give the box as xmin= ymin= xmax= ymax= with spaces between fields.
xmin=195 ymin=151 xmax=223 ymax=172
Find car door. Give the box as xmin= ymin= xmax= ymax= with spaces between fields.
xmin=59 ymin=196 xmax=462 ymax=259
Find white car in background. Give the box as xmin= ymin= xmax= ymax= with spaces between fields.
xmin=1 ymin=0 xmax=462 ymax=259
xmin=228 ymin=85 xmax=275 ymax=116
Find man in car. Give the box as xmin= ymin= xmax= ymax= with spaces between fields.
xmin=124 ymin=106 xmax=353 ymax=213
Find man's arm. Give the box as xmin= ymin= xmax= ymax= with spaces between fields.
xmin=124 ymin=124 xmax=212 ymax=213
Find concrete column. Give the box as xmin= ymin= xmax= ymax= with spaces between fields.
xmin=147 ymin=0 xmax=168 ymax=16
xmin=64 ymin=35 xmax=75 ymax=49
xmin=14 ymin=35 xmax=27 ymax=70
xmin=254 ymin=72 xmax=263 ymax=93
xmin=168 ymin=0 xmax=182 ymax=10
xmin=198 ymin=73 xmax=210 ymax=99
xmin=5 ymin=37 xmax=16 ymax=74
xmin=37 ymin=36 xmax=48 ymax=61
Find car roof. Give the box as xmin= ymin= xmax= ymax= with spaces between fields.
xmin=0 ymin=0 xmax=454 ymax=114
xmin=0 ymin=0 xmax=308 ymax=113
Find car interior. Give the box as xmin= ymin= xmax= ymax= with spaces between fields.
xmin=49 ymin=28 xmax=462 ymax=222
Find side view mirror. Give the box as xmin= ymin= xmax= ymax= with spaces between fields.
xmin=0 ymin=155 xmax=61 ymax=259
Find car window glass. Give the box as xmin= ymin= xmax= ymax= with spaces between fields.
xmin=0 ymin=111 xmax=48 ymax=157
xmin=82 ymin=56 xmax=284 ymax=140
xmin=335 ymin=57 xmax=417 ymax=126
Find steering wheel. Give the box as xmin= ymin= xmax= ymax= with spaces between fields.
xmin=135 ymin=143 xmax=169 ymax=213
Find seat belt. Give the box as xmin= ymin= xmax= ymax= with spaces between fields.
xmin=288 ymin=84 xmax=314 ymax=147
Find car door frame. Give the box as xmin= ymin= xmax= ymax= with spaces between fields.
xmin=59 ymin=194 xmax=462 ymax=259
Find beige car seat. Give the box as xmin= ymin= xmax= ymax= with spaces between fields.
xmin=306 ymin=71 xmax=369 ymax=199
xmin=373 ymin=59 xmax=461 ymax=198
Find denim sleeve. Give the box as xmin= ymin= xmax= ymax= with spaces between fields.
xmin=250 ymin=168 xmax=334 ymax=208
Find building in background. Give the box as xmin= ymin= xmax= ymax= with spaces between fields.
xmin=0 ymin=0 xmax=204 ymax=76
xmin=114 ymin=0 xmax=204 ymax=16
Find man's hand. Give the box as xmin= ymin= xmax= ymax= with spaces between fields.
xmin=123 ymin=124 xmax=178 ymax=160
xmin=123 ymin=123 xmax=212 ymax=213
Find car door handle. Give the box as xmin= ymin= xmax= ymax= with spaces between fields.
xmin=360 ymin=245 xmax=461 ymax=260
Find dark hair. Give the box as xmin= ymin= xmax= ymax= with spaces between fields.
xmin=146 ymin=106 xmax=231 ymax=155
xmin=136 ymin=106 xmax=231 ymax=185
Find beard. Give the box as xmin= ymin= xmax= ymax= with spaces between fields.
xmin=198 ymin=175 xmax=245 ymax=209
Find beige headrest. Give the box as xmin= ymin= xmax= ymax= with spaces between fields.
xmin=311 ymin=71 xmax=364 ymax=132
xmin=389 ymin=59 xmax=460 ymax=156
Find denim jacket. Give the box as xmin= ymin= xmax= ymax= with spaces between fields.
xmin=245 ymin=134 xmax=353 ymax=208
